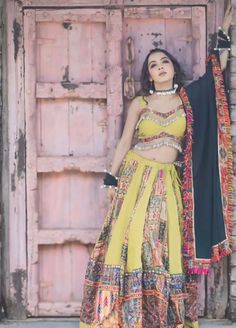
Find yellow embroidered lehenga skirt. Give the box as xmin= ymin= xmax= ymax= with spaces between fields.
xmin=80 ymin=150 xmax=199 ymax=328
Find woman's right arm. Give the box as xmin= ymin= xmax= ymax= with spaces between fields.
xmin=109 ymin=96 xmax=141 ymax=177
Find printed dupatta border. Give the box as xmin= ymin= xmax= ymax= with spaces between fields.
xmin=178 ymin=88 xmax=197 ymax=274
xmin=210 ymin=53 xmax=233 ymax=259
xmin=179 ymin=55 xmax=233 ymax=275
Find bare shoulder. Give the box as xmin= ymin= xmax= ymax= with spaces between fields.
xmin=127 ymin=96 xmax=144 ymax=116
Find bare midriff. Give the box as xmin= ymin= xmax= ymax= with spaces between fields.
xmin=132 ymin=146 xmax=179 ymax=163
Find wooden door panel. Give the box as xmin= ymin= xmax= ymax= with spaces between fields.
xmin=37 ymin=99 xmax=107 ymax=157
xmin=38 ymin=173 xmax=70 ymax=229
xmin=68 ymin=99 xmax=107 ymax=156
xmin=37 ymin=20 xmax=106 ymax=83
xmin=38 ymin=172 xmax=106 ymax=230
xmin=39 ymin=243 xmax=89 ymax=302
xmin=68 ymin=23 xmax=106 ymax=82
xmin=69 ymin=172 xmax=106 ymax=229
xmin=37 ymin=100 xmax=69 ymax=156
xmin=123 ymin=18 xmax=166 ymax=81
xmin=123 ymin=6 xmax=205 ymax=93
xmin=36 ymin=23 xmax=68 ymax=83
xmin=36 ymin=12 xmax=106 ymax=83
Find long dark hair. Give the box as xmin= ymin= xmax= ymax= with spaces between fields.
xmin=138 ymin=48 xmax=185 ymax=96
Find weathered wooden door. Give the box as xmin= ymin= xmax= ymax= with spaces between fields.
xmin=24 ymin=4 xmax=228 ymax=318
xmin=24 ymin=8 xmax=123 ymax=316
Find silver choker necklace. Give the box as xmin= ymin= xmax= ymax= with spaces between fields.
xmin=150 ymin=83 xmax=178 ymax=96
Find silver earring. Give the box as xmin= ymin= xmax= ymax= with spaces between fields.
xmin=149 ymin=80 xmax=154 ymax=94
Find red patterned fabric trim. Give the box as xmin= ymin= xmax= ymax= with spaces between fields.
xmin=178 ymin=88 xmax=195 ymax=273
xmin=209 ymin=54 xmax=233 ymax=255
xmin=138 ymin=131 xmax=182 ymax=143
xmin=80 ymin=261 xmax=190 ymax=327
xmin=211 ymin=239 xmax=232 ymax=262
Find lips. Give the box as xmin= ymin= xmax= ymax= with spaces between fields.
xmin=159 ymin=71 xmax=167 ymax=76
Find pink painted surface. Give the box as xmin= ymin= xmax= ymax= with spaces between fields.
xmin=123 ymin=6 xmax=205 ymax=86
xmin=24 ymin=7 xmax=122 ymax=316
xmin=23 ymin=3 xmax=227 ymax=318
xmin=37 ymin=99 xmax=107 ymax=157
xmin=38 ymin=172 xmax=106 ymax=229
xmin=39 ymin=243 xmax=89 ymax=302
xmin=5 ymin=1 xmax=28 ymax=318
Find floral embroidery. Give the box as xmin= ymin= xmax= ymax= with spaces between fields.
xmin=80 ymin=154 xmax=198 ymax=327
xmin=80 ymin=261 xmax=191 ymax=327
xmin=179 ymin=88 xmax=196 ymax=273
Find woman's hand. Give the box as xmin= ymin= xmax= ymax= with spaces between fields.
xmin=222 ymin=0 xmax=233 ymax=33
xmin=107 ymin=188 xmax=116 ymax=203
xmin=219 ymin=0 xmax=233 ymax=71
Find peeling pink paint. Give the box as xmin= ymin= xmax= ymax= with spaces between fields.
xmin=18 ymin=1 xmax=227 ymax=319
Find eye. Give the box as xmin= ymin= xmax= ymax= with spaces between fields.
xmin=150 ymin=63 xmax=156 ymax=68
xmin=162 ymin=60 xmax=170 ymax=64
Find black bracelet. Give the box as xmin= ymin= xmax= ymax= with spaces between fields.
xmin=101 ymin=170 xmax=118 ymax=188
xmin=214 ymin=26 xmax=231 ymax=51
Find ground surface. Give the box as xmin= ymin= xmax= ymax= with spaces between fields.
xmin=0 ymin=319 xmax=235 ymax=327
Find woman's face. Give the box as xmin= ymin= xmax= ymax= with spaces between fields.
xmin=148 ymin=51 xmax=175 ymax=85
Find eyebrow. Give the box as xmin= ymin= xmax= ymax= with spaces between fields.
xmin=148 ymin=57 xmax=169 ymax=66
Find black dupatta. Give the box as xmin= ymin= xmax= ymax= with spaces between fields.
xmin=179 ymin=52 xmax=233 ymax=275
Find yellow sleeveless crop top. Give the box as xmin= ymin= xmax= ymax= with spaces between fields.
xmin=134 ymin=96 xmax=186 ymax=153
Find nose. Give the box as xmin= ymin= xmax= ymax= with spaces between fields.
xmin=158 ymin=65 xmax=163 ymax=70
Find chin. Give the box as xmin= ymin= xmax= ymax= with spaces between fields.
xmin=155 ymin=76 xmax=173 ymax=84
xmin=156 ymin=79 xmax=173 ymax=85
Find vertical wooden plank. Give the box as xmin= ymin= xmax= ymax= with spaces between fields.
xmin=38 ymin=99 xmax=69 ymax=156
xmin=165 ymin=17 xmax=193 ymax=80
xmin=68 ymin=22 xmax=92 ymax=82
xmin=69 ymin=172 xmax=106 ymax=229
xmin=106 ymin=9 xmax=123 ymax=163
xmin=206 ymin=258 xmax=229 ymax=318
xmin=4 ymin=0 xmax=27 ymax=319
xmin=69 ymin=20 xmax=106 ymax=83
xmin=206 ymin=1 xmax=216 ymax=52
xmin=0 ymin=0 xmax=4 ymax=320
xmin=24 ymin=9 xmax=39 ymax=316
xmin=39 ymin=244 xmax=72 ymax=302
xmin=198 ymin=275 xmax=206 ymax=317
xmin=39 ymin=243 xmax=89 ymax=304
xmin=36 ymin=20 xmax=68 ymax=83
xmin=68 ymin=99 xmax=107 ymax=157
xmin=191 ymin=7 xmax=206 ymax=78
xmin=38 ymin=173 xmax=70 ymax=229
xmin=90 ymin=23 xmax=107 ymax=82
xmin=91 ymin=100 xmax=108 ymax=156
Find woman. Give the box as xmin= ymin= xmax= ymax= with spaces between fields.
xmin=79 ymin=3 xmax=233 ymax=327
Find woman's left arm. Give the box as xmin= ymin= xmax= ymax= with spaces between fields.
xmin=219 ymin=0 xmax=233 ymax=70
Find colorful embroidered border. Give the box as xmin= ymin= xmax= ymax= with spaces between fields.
xmin=209 ymin=53 xmax=233 ymax=259
xmin=179 ymin=88 xmax=196 ymax=273
xmin=80 ymin=260 xmax=190 ymax=327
